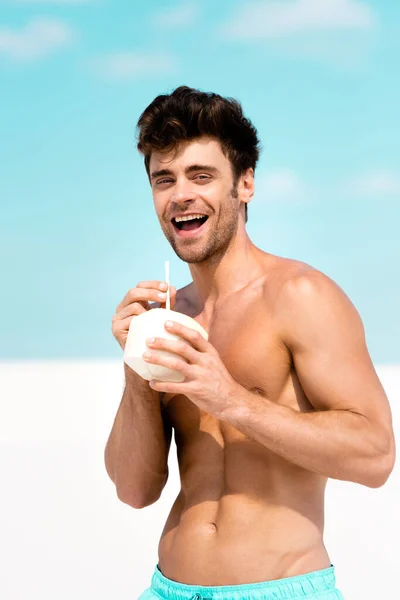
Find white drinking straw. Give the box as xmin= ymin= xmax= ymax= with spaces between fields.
xmin=165 ymin=260 xmax=170 ymax=311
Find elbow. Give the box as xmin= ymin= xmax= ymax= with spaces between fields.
xmin=130 ymin=494 xmax=162 ymax=509
xmin=117 ymin=489 xmax=160 ymax=509
xmin=363 ymin=449 xmax=396 ymax=489
xmin=119 ymin=487 xmax=164 ymax=509
xmin=116 ymin=471 xmax=169 ymax=509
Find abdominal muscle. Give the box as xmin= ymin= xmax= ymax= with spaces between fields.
xmin=156 ymin=437 xmax=332 ymax=586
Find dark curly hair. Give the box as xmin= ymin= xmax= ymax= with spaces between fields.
xmin=136 ymin=86 xmax=260 ymax=223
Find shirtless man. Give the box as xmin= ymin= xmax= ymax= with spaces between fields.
xmin=105 ymin=86 xmax=396 ymax=600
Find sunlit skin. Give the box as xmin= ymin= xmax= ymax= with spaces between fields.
xmin=120 ymin=135 xmax=396 ymax=586
xmin=149 ymin=136 xmax=254 ymax=267
xmin=149 ymin=136 xmax=245 ymax=261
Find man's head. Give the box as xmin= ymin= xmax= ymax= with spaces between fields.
xmin=136 ymin=86 xmax=260 ymax=264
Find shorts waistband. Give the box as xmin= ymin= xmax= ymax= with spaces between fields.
xmin=151 ymin=564 xmax=338 ymax=600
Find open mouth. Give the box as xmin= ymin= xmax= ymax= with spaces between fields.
xmin=171 ymin=215 xmax=209 ymax=236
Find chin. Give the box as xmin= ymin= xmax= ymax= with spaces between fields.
xmin=174 ymin=249 xmax=210 ymax=264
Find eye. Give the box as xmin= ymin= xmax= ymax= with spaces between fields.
xmin=156 ymin=178 xmax=173 ymax=186
xmin=194 ymin=174 xmax=211 ymax=182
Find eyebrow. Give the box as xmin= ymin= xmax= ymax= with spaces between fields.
xmin=150 ymin=164 xmax=220 ymax=180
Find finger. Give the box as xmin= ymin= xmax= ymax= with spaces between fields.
xmin=111 ymin=315 xmax=135 ymax=347
xmin=114 ymin=302 xmax=147 ymax=320
xmin=164 ymin=321 xmax=209 ymax=352
xmin=137 ymin=281 xmax=169 ymax=291
xmin=148 ymin=379 xmax=187 ymax=394
xmin=142 ymin=350 xmax=191 ymax=377
xmin=117 ymin=287 xmax=167 ymax=311
xmin=112 ymin=315 xmax=134 ymax=331
xmin=159 ymin=285 xmax=177 ymax=310
xmin=145 ymin=337 xmax=198 ymax=363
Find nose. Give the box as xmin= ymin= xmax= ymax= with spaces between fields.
xmin=171 ymin=176 xmax=197 ymax=204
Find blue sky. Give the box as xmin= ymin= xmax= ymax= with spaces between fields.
xmin=1 ymin=0 xmax=399 ymax=363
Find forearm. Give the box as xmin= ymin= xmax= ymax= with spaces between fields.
xmin=223 ymin=387 xmax=391 ymax=488
xmin=105 ymin=365 xmax=170 ymax=507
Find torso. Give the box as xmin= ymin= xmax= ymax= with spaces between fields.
xmin=157 ymin=254 xmax=331 ymax=585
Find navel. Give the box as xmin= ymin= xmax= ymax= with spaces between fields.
xmin=206 ymin=522 xmax=218 ymax=533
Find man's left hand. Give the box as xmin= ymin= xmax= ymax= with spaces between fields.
xmin=143 ymin=320 xmax=240 ymax=419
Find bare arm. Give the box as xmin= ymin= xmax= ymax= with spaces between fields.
xmin=104 ymin=364 xmax=172 ymax=508
xmin=222 ymin=270 xmax=396 ymax=488
xmin=105 ymin=281 xmax=177 ymax=508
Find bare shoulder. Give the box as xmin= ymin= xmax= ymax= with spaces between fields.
xmin=277 ymin=258 xmax=354 ymax=307
xmin=266 ymin=253 xmax=342 ymax=297
xmin=263 ymin=255 xmax=316 ymax=300
xmin=272 ymin=257 xmax=364 ymax=349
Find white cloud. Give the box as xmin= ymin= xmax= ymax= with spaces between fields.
xmin=152 ymin=3 xmax=199 ymax=28
xmin=221 ymin=0 xmax=375 ymax=40
xmin=255 ymin=169 xmax=400 ymax=204
xmin=92 ymin=51 xmax=178 ymax=82
xmin=0 ymin=19 xmax=73 ymax=61
xmin=347 ymin=171 xmax=400 ymax=197
xmin=256 ymin=170 xmax=309 ymax=202
xmin=274 ymin=32 xmax=372 ymax=69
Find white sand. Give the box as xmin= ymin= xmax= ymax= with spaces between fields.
xmin=0 ymin=361 xmax=398 ymax=599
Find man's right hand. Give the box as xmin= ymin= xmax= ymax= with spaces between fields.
xmin=112 ymin=281 xmax=177 ymax=350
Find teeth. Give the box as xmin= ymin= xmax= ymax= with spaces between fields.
xmin=175 ymin=214 xmax=206 ymax=223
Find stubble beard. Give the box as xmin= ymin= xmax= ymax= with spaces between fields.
xmin=160 ymin=184 xmax=240 ymax=265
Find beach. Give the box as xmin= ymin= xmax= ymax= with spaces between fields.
xmin=0 ymin=360 xmax=398 ymax=599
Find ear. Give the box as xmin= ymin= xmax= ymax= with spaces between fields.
xmin=238 ymin=168 xmax=254 ymax=207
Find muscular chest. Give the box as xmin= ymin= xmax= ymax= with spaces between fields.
xmin=207 ymin=307 xmax=288 ymax=399
xmin=161 ymin=297 xmax=312 ymax=442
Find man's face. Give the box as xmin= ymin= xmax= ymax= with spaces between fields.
xmin=149 ymin=136 xmax=243 ymax=264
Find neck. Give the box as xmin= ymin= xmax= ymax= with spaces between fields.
xmin=188 ymin=227 xmax=268 ymax=314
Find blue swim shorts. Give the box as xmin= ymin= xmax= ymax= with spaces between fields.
xmin=138 ymin=563 xmax=345 ymax=600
